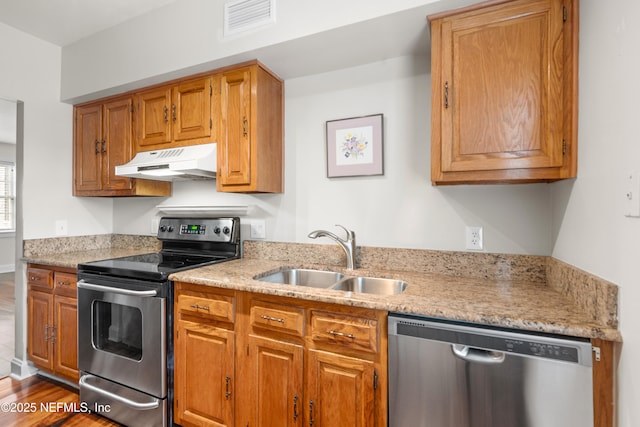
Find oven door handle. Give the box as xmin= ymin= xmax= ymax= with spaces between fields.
xmin=77 ymin=280 xmax=158 ymax=297
xmin=80 ymin=374 xmax=160 ymax=410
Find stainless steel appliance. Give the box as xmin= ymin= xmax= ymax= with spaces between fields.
xmin=77 ymin=217 xmax=241 ymax=427
xmin=388 ymin=314 xmax=594 ymax=427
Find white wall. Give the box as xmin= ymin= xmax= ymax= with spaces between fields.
xmin=551 ymin=1 xmax=640 ymax=425
xmin=0 ymin=23 xmax=113 ymax=240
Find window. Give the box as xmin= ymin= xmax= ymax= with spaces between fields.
xmin=0 ymin=161 xmax=15 ymax=232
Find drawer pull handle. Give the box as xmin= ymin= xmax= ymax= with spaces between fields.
xmin=327 ymin=330 xmax=355 ymax=339
xmin=57 ymin=281 xmax=70 ymax=286
xmin=190 ymin=304 xmax=210 ymax=311
xmin=30 ymin=276 xmax=39 ymax=281
xmin=260 ymin=314 xmax=285 ymax=323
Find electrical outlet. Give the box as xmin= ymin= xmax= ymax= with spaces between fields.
xmin=55 ymin=220 xmax=68 ymax=236
xmin=250 ymin=220 xmax=266 ymax=239
xmin=465 ymin=226 xmax=483 ymax=250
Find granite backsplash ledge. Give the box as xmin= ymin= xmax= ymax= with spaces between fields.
xmin=242 ymin=241 xmax=548 ymax=283
xmin=23 ymin=234 xmax=160 ymax=257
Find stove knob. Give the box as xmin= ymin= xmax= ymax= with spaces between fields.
xmin=223 ymin=226 xmax=231 ymax=235
xmin=167 ymin=225 xmax=174 ymax=232
xmin=159 ymin=225 xmax=167 ymax=232
xmin=213 ymin=226 xmax=221 ymax=234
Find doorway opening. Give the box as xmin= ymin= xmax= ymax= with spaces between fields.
xmin=0 ymin=97 xmax=18 ymax=378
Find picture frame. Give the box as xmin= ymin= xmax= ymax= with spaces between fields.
xmin=326 ymin=113 xmax=384 ymax=178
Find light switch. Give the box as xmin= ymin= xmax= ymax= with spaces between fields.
xmin=625 ymin=172 xmax=640 ymax=217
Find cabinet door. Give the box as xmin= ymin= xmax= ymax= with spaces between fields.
xmin=219 ymin=68 xmax=252 ymax=187
xmin=431 ymin=0 xmax=573 ymax=183
xmin=174 ymin=320 xmax=235 ymax=427
xmin=102 ymin=97 xmax=134 ymax=191
xmin=173 ymin=77 xmax=213 ymax=142
xmin=135 ymin=87 xmax=173 ymax=149
xmin=74 ymin=104 xmax=103 ymax=192
xmin=305 ymin=349 xmax=376 ymax=427
xmin=247 ymin=335 xmax=303 ymax=427
xmin=53 ymin=295 xmax=79 ymax=382
xmin=27 ymin=289 xmax=53 ymax=371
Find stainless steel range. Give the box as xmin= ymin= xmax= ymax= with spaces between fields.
xmin=77 ymin=217 xmax=241 ymax=427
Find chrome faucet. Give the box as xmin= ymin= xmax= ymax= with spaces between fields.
xmin=308 ymin=225 xmax=357 ymax=270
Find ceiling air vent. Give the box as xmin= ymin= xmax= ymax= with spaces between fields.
xmin=224 ymin=0 xmax=276 ymax=37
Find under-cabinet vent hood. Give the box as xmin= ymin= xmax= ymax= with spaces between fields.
xmin=115 ymin=143 xmax=217 ymax=181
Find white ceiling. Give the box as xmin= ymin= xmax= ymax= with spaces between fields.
xmin=0 ymin=0 xmax=179 ymax=47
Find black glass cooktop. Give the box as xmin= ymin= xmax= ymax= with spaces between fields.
xmin=78 ymin=251 xmax=232 ymax=282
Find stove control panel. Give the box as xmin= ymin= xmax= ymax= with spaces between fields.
xmin=157 ymin=217 xmax=239 ymax=243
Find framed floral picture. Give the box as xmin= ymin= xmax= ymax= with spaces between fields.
xmin=326 ymin=114 xmax=384 ymax=178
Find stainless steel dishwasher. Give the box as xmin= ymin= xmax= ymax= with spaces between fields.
xmin=388 ymin=314 xmax=594 ymax=427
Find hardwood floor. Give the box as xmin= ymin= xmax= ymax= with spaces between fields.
xmin=0 ymin=375 xmax=122 ymax=426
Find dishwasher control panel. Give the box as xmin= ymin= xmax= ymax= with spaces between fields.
xmin=390 ymin=314 xmax=593 ymax=366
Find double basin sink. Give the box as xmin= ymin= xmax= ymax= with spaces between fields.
xmin=254 ymin=268 xmax=407 ymax=295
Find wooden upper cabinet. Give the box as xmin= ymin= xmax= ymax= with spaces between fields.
xmin=74 ymin=103 xmax=103 ymax=193
xmin=429 ymin=0 xmax=578 ymax=184
xmin=134 ymin=76 xmax=214 ymax=151
xmin=173 ymin=77 xmax=214 ymax=142
xmin=135 ymin=87 xmax=173 ymax=148
xmin=73 ymin=96 xmax=171 ymax=197
xmin=217 ymin=63 xmax=284 ymax=193
xmin=73 ymin=60 xmax=283 ymax=196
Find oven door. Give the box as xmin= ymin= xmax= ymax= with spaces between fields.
xmin=78 ymin=278 xmax=166 ymax=398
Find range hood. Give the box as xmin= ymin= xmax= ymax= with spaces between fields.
xmin=115 ymin=143 xmax=217 ymax=181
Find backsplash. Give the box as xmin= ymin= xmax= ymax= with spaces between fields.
xmin=23 ymin=234 xmax=160 ymax=257
xmin=547 ymin=258 xmax=619 ymax=329
xmin=242 ymin=241 xmax=547 ymax=283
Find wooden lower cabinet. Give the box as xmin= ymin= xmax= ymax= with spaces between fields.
xmin=306 ymin=349 xmax=376 ymax=427
xmin=173 ymin=284 xmax=387 ymax=427
xmin=246 ymin=335 xmax=303 ymax=427
xmin=174 ymin=320 xmax=235 ymax=427
xmin=26 ymin=264 xmax=79 ymax=383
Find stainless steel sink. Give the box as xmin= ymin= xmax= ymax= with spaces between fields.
xmin=330 ymin=276 xmax=407 ymax=295
xmin=255 ymin=268 xmax=407 ymax=295
xmin=255 ymin=268 xmax=345 ymax=288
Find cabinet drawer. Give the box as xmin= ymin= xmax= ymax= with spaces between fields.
xmin=250 ymin=299 xmax=304 ymax=337
xmin=310 ymin=311 xmax=379 ymax=354
xmin=177 ymin=292 xmax=235 ymax=323
xmin=54 ymin=272 xmax=77 ymax=297
xmin=27 ymin=268 xmax=53 ymax=290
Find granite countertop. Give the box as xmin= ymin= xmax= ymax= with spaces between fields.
xmin=22 ymin=236 xmax=620 ymax=342
xmin=23 ymin=247 xmax=156 ymax=269
xmin=170 ymin=258 xmax=621 ymax=342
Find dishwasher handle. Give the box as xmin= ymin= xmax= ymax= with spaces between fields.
xmin=451 ymin=344 xmax=506 ymax=365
